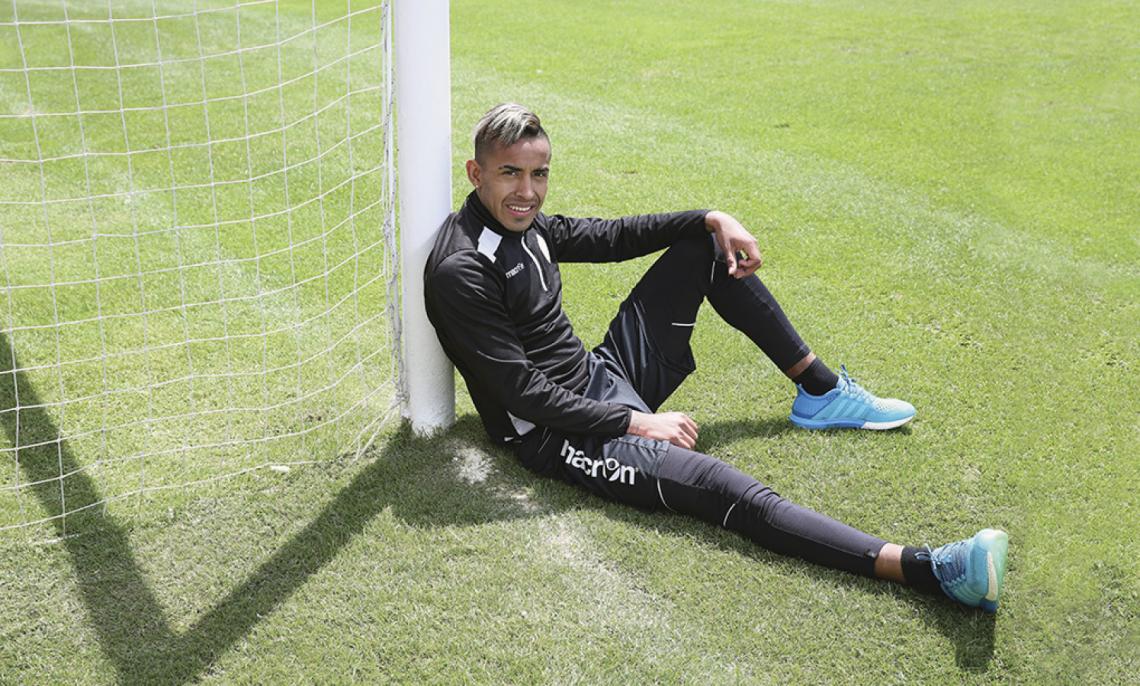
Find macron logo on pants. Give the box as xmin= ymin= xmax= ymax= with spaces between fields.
xmin=561 ymin=439 xmax=636 ymax=486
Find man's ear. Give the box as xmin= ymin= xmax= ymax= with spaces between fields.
xmin=465 ymin=159 xmax=482 ymax=189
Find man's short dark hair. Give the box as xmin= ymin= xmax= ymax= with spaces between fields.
xmin=473 ymin=103 xmax=548 ymax=162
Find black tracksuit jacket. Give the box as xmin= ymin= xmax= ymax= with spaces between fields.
xmin=424 ymin=191 xmax=708 ymax=444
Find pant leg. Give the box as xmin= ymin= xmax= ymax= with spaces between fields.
xmin=516 ymin=423 xmax=885 ymax=579
xmin=656 ymin=444 xmax=885 ymax=577
xmin=594 ymin=236 xmax=814 ymax=411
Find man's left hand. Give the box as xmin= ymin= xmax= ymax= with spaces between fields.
xmin=705 ymin=210 xmax=762 ymax=279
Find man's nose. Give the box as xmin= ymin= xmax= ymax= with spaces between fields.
xmin=517 ymin=176 xmax=535 ymax=198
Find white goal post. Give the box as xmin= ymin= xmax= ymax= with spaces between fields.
xmin=0 ymin=0 xmax=454 ymax=537
xmin=394 ymin=0 xmax=455 ymax=435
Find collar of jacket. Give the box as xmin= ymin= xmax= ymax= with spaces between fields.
xmin=465 ymin=190 xmax=533 ymax=238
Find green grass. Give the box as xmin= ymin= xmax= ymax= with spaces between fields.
xmin=2 ymin=0 xmax=1138 ymax=683
xmin=0 ymin=0 xmax=397 ymax=530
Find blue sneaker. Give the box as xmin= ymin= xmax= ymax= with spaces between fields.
xmin=924 ymin=528 xmax=1009 ymax=613
xmin=789 ymin=366 xmax=915 ymax=430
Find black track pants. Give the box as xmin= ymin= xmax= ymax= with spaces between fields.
xmin=514 ymin=237 xmax=886 ymax=578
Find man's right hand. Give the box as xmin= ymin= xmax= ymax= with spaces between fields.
xmin=628 ymin=410 xmax=699 ymax=449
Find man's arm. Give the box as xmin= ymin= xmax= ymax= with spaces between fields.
xmin=548 ymin=209 xmax=764 ymax=277
xmin=545 ymin=210 xmax=709 ymax=263
xmin=426 ymin=254 xmax=631 ymax=437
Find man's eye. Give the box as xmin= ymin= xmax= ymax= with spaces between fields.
xmin=535 ymin=170 xmax=548 ymax=178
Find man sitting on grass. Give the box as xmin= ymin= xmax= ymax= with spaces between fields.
xmin=424 ymin=103 xmax=1008 ymax=612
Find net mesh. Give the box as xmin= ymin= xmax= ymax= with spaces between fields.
xmin=0 ymin=0 xmax=401 ymax=537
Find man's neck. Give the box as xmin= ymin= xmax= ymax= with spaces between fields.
xmin=466 ymin=190 xmax=523 ymax=236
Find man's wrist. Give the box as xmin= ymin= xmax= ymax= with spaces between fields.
xmin=619 ymin=407 xmax=636 ymax=436
xmin=702 ymin=208 xmax=720 ymax=232
xmin=704 ymin=210 xmax=724 ymax=233
xmin=626 ymin=409 xmax=648 ymax=437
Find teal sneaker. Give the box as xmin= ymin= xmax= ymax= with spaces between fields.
xmin=924 ymin=528 xmax=1009 ymax=613
xmin=789 ymin=366 xmax=915 ymax=430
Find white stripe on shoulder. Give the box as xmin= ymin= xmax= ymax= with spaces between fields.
xmin=477 ymin=227 xmax=502 ymax=262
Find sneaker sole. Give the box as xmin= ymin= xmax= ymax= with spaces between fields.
xmin=977 ymin=529 xmax=1009 ymax=614
xmin=789 ymin=414 xmax=915 ymax=430
xmin=980 ymin=553 xmax=999 ymax=613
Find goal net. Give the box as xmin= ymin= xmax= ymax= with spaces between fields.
xmin=0 ymin=0 xmax=405 ymax=538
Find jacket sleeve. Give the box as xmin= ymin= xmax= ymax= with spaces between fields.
xmin=426 ymin=253 xmax=632 ymax=437
xmin=544 ymin=210 xmax=709 ymax=263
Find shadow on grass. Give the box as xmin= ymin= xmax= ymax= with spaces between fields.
xmin=697 ymin=415 xmax=798 ymax=447
xmin=918 ymin=591 xmax=997 ymax=670
xmin=3 ymin=327 xmax=989 ymax=681
xmin=1 ymin=334 xmax=178 ymax=679
xmin=697 ymin=415 xmax=916 ymax=453
xmin=1 ymin=332 xmax=539 ymax=684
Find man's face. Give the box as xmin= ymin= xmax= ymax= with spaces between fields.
xmin=466 ymin=136 xmax=551 ymax=232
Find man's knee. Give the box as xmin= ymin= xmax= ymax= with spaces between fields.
xmin=664 ymin=235 xmax=717 ymax=268
xmin=632 ymin=236 xmax=718 ymax=306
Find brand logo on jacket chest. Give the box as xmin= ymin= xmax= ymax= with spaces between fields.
xmin=504 ymin=262 xmax=525 ymax=279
